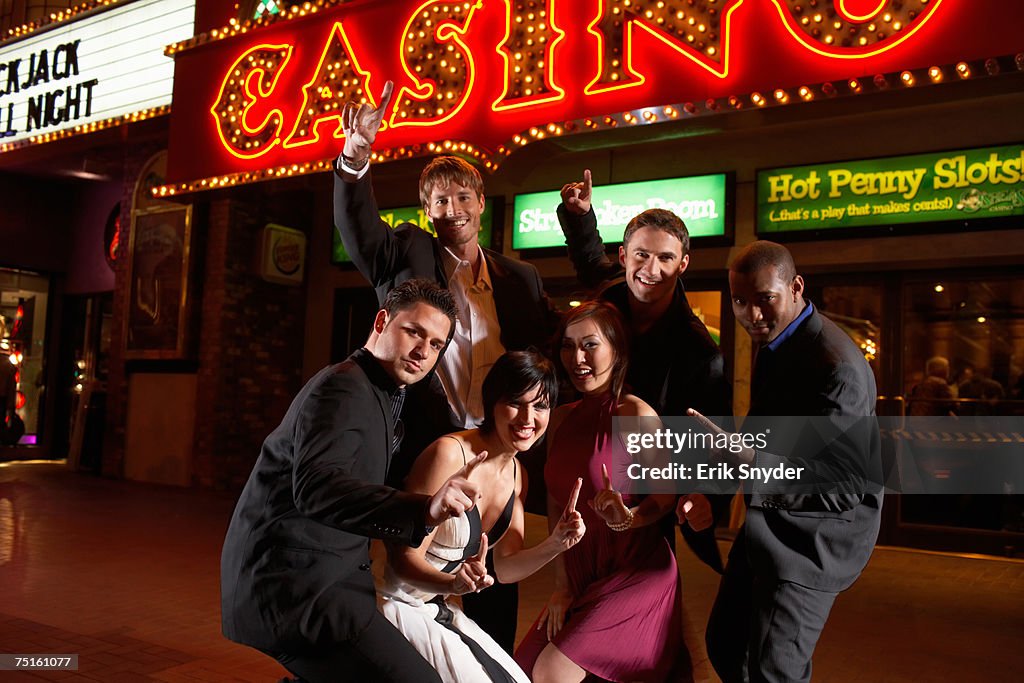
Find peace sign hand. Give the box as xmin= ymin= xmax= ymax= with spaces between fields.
xmin=341 ymin=80 xmax=393 ymax=161
xmin=550 ymin=478 xmax=586 ymax=551
xmin=560 ymin=169 xmax=593 ymax=216
xmin=426 ymin=451 xmax=486 ymax=527
xmin=452 ymin=533 xmax=494 ymax=595
xmin=588 ymin=463 xmax=630 ymax=527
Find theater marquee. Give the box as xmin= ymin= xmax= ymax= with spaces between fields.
xmin=0 ymin=0 xmax=196 ymax=151
xmin=162 ymin=0 xmax=1024 ymax=193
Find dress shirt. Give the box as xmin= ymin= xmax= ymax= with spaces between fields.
xmin=438 ymin=245 xmax=505 ymax=428
xmin=766 ymin=301 xmax=814 ymax=352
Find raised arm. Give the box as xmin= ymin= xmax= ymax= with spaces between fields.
xmin=333 ymin=80 xmax=407 ymax=288
xmin=557 ymin=169 xmax=624 ymax=288
xmin=339 ymin=80 xmax=392 ymax=173
xmin=492 ymin=471 xmax=584 ymax=584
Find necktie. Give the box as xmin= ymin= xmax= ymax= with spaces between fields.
xmin=391 ymin=387 xmax=406 ymax=455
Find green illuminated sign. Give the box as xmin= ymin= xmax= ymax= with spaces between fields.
xmin=332 ymin=201 xmax=495 ymax=264
xmin=758 ymin=144 xmax=1024 ymax=234
xmin=512 ymin=174 xmax=728 ymax=250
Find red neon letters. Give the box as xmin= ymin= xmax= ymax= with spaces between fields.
xmin=207 ymin=0 xmax=947 ymax=161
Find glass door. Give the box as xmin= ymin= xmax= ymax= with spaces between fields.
xmin=893 ymin=274 xmax=1024 ymax=555
xmin=0 ymin=268 xmax=50 ymax=453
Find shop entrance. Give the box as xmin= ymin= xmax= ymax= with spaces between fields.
xmin=806 ymin=270 xmax=1024 ymax=557
xmin=60 ymin=293 xmax=114 ymax=473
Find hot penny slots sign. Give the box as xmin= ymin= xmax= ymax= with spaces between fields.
xmin=163 ymin=0 xmax=1024 ymax=192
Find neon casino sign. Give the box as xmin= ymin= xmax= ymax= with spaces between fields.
xmin=162 ymin=0 xmax=1021 ymax=193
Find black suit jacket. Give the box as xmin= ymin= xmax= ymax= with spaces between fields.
xmin=743 ymin=307 xmax=883 ymax=591
xmin=221 ymin=349 xmax=430 ymax=653
xmin=334 ymin=169 xmax=558 ymax=486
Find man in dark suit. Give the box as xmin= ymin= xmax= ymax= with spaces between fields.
xmin=335 ymin=82 xmax=556 ymax=652
xmin=221 ymin=280 xmax=493 ymax=683
xmin=686 ymin=241 xmax=882 ymax=683
xmin=558 ymin=169 xmax=731 ymax=577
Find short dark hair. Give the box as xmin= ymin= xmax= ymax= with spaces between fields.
xmin=729 ymin=240 xmax=796 ymax=282
xmin=382 ymin=279 xmax=458 ymax=341
xmin=556 ymin=300 xmax=629 ymax=400
xmin=622 ymin=208 xmax=690 ymax=257
xmin=479 ymin=350 xmax=558 ymax=435
xmin=419 ymin=156 xmax=485 ymax=208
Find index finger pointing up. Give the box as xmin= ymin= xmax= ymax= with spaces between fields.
xmin=564 ymin=477 xmax=582 ymax=517
xmin=601 ymin=463 xmax=613 ymax=491
xmin=582 ymin=168 xmax=592 ymax=197
xmin=377 ymin=80 xmax=394 ymax=114
xmin=476 ymin=532 xmax=489 ymax=560
xmin=457 ymin=450 xmax=488 ymax=478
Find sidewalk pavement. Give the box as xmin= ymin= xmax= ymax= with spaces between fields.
xmin=1 ymin=461 xmax=1022 ymax=682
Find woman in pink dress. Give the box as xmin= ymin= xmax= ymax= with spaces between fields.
xmin=515 ymin=301 xmax=683 ymax=682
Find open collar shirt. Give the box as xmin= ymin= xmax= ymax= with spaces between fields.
xmin=438 ymin=244 xmax=505 ymax=428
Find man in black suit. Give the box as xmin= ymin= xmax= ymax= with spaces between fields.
xmin=558 ymin=169 xmax=731 ymax=576
xmin=334 ymin=82 xmax=556 ymax=652
xmin=687 ymin=241 xmax=882 ymax=683
xmin=221 ymin=280 xmax=493 ymax=683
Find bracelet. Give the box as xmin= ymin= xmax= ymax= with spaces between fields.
xmin=606 ymin=508 xmax=634 ymax=532
xmin=341 ymin=152 xmax=369 ymax=171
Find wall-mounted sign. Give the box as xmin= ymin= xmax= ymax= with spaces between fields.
xmin=757 ymin=144 xmax=1024 ymax=235
xmin=124 ymin=204 xmax=195 ymax=360
xmin=0 ymin=0 xmax=195 ymax=148
xmin=165 ymin=0 xmax=1023 ymax=191
xmin=513 ymin=174 xmax=728 ymax=250
xmin=261 ymin=224 xmax=307 ymax=285
xmin=333 ymin=200 xmax=495 ymax=264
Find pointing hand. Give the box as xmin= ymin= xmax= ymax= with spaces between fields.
xmin=341 ymin=80 xmax=393 ymax=162
xmin=426 ymin=451 xmax=485 ymax=527
xmin=560 ymin=169 xmax=593 ymax=215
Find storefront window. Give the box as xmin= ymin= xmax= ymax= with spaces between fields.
xmin=0 ymin=268 xmax=49 ymax=447
xmin=814 ymin=284 xmax=883 ymax=389
xmin=904 ymin=277 xmax=1023 ymax=411
xmin=901 ymin=275 xmax=1024 ymax=535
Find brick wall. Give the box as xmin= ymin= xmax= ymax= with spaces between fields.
xmin=192 ymin=190 xmax=311 ymax=489
xmin=102 ymin=142 xmax=165 ymax=478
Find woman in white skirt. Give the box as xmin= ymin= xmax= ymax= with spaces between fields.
xmin=380 ymin=350 xmax=585 ymax=683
